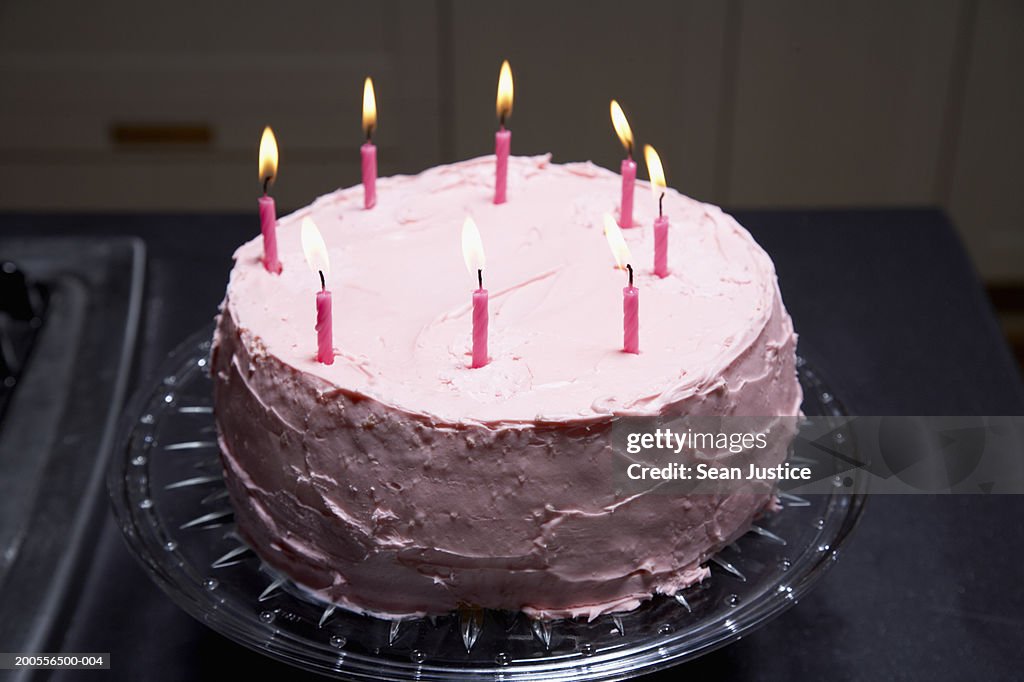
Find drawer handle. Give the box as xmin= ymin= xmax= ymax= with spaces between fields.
xmin=110 ymin=123 xmax=212 ymax=147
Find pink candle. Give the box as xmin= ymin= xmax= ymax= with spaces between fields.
xmin=301 ymin=217 xmax=333 ymax=365
xmin=462 ymin=216 xmax=490 ymax=368
xmin=620 ymin=157 xmax=636 ymax=229
xmin=257 ymin=126 xmax=281 ymax=274
xmin=315 ymin=272 xmax=334 ymax=365
xmin=604 ymin=212 xmax=639 ymax=353
xmin=259 ymin=194 xmax=281 ymax=274
xmin=494 ymin=128 xmax=510 ymax=204
xmin=654 ymin=206 xmax=669 ymax=278
xmin=361 ymin=142 xmax=377 ymax=209
xmin=623 ymin=265 xmax=639 ymax=354
xmin=472 ymin=271 xmax=489 ymax=368
xmin=610 ymin=101 xmax=637 ymax=228
xmin=644 ymin=145 xmax=670 ymax=276
xmin=494 ymin=59 xmax=514 ymax=205
xmin=653 ymin=214 xmax=669 ymax=277
xmin=362 ymin=76 xmax=378 ymax=209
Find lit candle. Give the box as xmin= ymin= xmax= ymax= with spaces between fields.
xmin=301 ymin=217 xmax=334 ymax=365
xmin=604 ymin=214 xmax=639 ymax=354
xmin=610 ymin=100 xmax=637 ymax=229
xmin=494 ymin=60 xmax=514 ymax=205
xmin=462 ymin=216 xmax=489 ymax=368
xmin=361 ymin=76 xmax=378 ymax=209
xmin=258 ymin=126 xmax=282 ymax=274
xmin=644 ymin=144 xmax=670 ymax=278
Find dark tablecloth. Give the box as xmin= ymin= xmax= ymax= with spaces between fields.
xmin=5 ymin=208 xmax=1021 ymax=681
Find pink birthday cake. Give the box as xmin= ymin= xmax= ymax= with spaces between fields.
xmin=211 ymin=154 xmax=802 ymax=619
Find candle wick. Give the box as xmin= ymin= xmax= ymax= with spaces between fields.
xmin=627 ymin=142 xmax=633 ymax=161
xmin=319 ymin=270 xmax=326 ymax=291
xmin=626 ymin=263 xmax=634 ymax=288
xmin=477 ymin=268 xmax=483 ymax=290
xmin=263 ymin=175 xmax=271 ymax=195
xmin=366 ymin=125 xmax=374 ymax=143
xmin=659 ymin=192 xmax=665 ymax=218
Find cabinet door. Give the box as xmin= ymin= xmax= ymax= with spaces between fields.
xmin=726 ymin=0 xmax=963 ymax=208
xmin=0 ymin=1 xmax=442 ymax=211
xmin=948 ymin=0 xmax=1024 ymax=281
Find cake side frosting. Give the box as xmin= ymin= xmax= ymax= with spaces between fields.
xmin=212 ymin=155 xmax=802 ymax=619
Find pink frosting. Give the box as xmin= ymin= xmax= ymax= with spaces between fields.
xmin=212 ymin=155 xmax=802 ymax=620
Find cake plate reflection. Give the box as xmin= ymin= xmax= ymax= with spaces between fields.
xmin=109 ymin=325 xmax=866 ymax=681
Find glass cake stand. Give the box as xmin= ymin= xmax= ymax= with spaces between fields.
xmin=109 ymin=325 xmax=867 ymax=681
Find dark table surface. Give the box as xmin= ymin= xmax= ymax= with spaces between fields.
xmin=5 ymin=208 xmax=1023 ymax=681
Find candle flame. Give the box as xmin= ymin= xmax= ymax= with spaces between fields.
xmin=258 ymin=126 xmax=278 ymax=187
xmin=362 ymin=77 xmax=377 ymax=139
xmin=609 ymin=100 xmax=634 ymax=156
xmin=301 ymin=217 xmax=330 ymax=278
xmin=462 ymin=216 xmax=486 ymax=280
xmin=603 ymin=213 xmax=632 ymax=270
xmin=496 ymin=60 xmax=514 ymax=124
xmin=644 ymin=144 xmax=666 ymax=205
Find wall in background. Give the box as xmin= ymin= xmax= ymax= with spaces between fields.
xmin=0 ymin=0 xmax=1020 ymax=281
xmin=0 ymin=1 xmax=442 ymax=213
